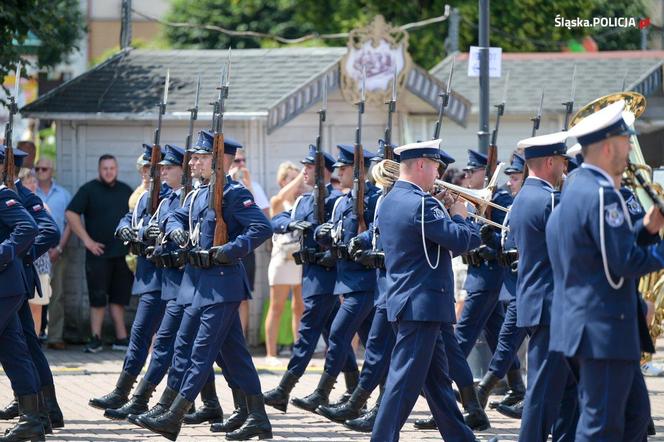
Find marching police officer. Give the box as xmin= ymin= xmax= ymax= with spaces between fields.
xmin=372 ymin=139 xmax=480 ymax=442
xmin=264 ymin=144 xmax=362 ymax=412
xmin=509 ymin=131 xmax=578 ymax=442
xmin=139 ymin=130 xmax=273 ymax=441
xmin=291 ymin=144 xmax=380 ymax=412
xmin=548 ymin=100 xmax=664 ymax=441
xmin=90 ymin=144 xmax=169 ymax=416
xmin=0 ymin=145 xmax=44 ymax=441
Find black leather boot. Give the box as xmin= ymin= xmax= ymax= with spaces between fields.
xmin=263 ymin=370 xmax=299 ymax=413
xmin=317 ymin=386 xmax=371 ymax=423
xmin=225 ymin=394 xmax=272 ymax=441
xmin=183 ymin=380 xmax=223 ymax=424
xmin=0 ymin=394 xmax=46 ymax=442
xmin=37 ymin=393 xmax=52 ymax=435
xmin=476 ymin=372 xmax=501 ymax=409
xmin=105 ymin=379 xmax=157 ymax=420
xmin=328 ymin=370 xmax=359 ymax=407
xmin=413 ymin=415 xmax=436 ymax=430
xmin=459 ymin=385 xmax=490 ymax=431
xmin=500 ymin=369 xmax=526 ymax=406
xmin=0 ymin=395 xmax=18 ymax=420
xmin=89 ymin=371 xmax=136 ymax=410
xmin=343 ymin=386 xmax=383 ymax=433
xmin=139 ymin=393 xmax=192 ymax=441
xmin=128 ymin=386 xmax=178 ymax=427
xmin=495 ymin=399 xmax=523 ymax=419
xmin=210 ymin=388 xmax=247 ymax=433
xmin=290 ymin=372 xmax=336 ymax=412
xmin=41 ymin=385 xmax=63 ymax=429
xmin=648 ymin=417 xmax=656 ymax=435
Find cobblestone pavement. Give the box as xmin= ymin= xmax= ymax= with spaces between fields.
xmin=1 ymin=341 xmax=664 ymax=441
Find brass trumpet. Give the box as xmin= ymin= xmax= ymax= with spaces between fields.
xmin=372 ymin=159 xmax=510 ymax=231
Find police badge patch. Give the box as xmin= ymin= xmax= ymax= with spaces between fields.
xmin=605 ymin=202 xmax=624 ymax=227
xmin=432 ymin=207 xmax=445 ymax=220
xmin=626 ymin=196 xmax=642 ymax=215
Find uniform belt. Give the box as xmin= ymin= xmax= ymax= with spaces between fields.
xmin=154 ymin=250 xmax=186 ymax=268
xmin=293 ymin=248 xmax=336 ymax=268
xmin=128 ymin=241 xmax=148 ymax=257
xmin=462 ymin=249 xmax=498 ymax=267
xmin=187 ymin=249 xmax=213 ymax=269
xmin=332 ymin=245 xmax=352 ymax=261
xmin=499 ymin=249 xmax=519 ymax=272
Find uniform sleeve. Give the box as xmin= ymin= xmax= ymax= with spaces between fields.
xmin=416 ymin=196 xmax=480 ymax=255
xmin=354 ymin=227 xmax=373 ymax=249
xmin=490 ymin=190 xmax=513 ymax=226
xmin=165 ymin=197 xmax=191 ymax=236
xmin=24 ymin=192 xmax=60 ymax=259
xmin=224 ymin=187 xmax=272 ymax=259
xmin=0 ymin=191 xmax=38 ymax=265
xmin=590 ymin=188 xmax=664 ymax=279
xmin=66 ymin=183 xmax=89 ymax=214
xmin=271 ymin=210 xmax=293 ymax=234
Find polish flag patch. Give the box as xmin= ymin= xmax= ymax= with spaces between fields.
xmin=5 ymin=199 xmax=16 ymax=207
xmin=32 ymin=204 xmax=42 ymax=212
xmin=243 ymin=199 xmax=254 ymax=207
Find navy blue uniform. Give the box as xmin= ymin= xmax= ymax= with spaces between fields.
xmin=271 ymin=184 xmax=359 ymax=377
xmin=166 ymin=179 xmax=272 ymax=401
xmin=115 ymin=187 xmax=168 ymax=377
xmin=547 ymin=165 xmax=664 ymax=442
xmin=511 ymin=177 xmax=578 ymax=442
xmin=0 ymin=186 xmax=40 ymax=396
xmin=372 ymin=180 xmax=479 ymax=441
xmin=315 ymin=181 xmax=380 ymax=378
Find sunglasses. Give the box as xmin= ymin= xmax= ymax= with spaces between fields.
xmin=233 ymin=158 xmax=246 ymax=164
xmin=35 ymin=167 xmax=51 ymax=172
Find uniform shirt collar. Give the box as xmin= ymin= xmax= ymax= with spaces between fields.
xmin=396 ymin=178 xmax=424 ymax=192
xmin=525 ymin=175 xmax=554 ymax=190
xmin=581 ymin=163 xmax=615 ymax=187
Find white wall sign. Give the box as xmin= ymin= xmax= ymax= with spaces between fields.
xmin=467 ymin=46 xmax=502 ymax=78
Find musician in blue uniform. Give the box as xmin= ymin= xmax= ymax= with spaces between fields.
xmin=138 ymin=130 xmax=273 ymax=441
xmin=0 ymin=151 xmax=43 ymax=441
xmin=548 ymin=100 xmax=664 ymax=441
xmin=264 ymin=144 xmax=362 ymax=412
xmin=455 ymin=149 xmax=522 ymax=400
xmin=372 ymin=140 xmax=480 ymax=442
xmin=477 ymin=154 xmax=527 ymax=415
xmin=509 ymin=131 xmax=578 ymax=442
xmin=291 ymin=144 xmax=380 ymax=413
xmin=3 ymin=147 xmax=64 ymax=435
xmin=89 ymin=144 xmax=168 ymax=417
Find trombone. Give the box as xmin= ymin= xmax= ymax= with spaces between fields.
xmin=373 ymin=159 xmax=510 ymax=231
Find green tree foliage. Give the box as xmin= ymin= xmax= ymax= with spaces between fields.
xmin=164 ymin=0 xmax=647 ymax=69
xmin=0 ymin=0 xmax=85 ymax=82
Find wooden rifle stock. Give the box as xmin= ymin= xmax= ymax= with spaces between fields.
xmin=147 ymin=145 xmax=162 ymax=215
xmin=211 ymin=132 xmax=228 ymax=246
xmin=314 ymin=150 xmax=326 ymax=224
xmin=181 ymin=150 xmax=193 ymax=203
xmin=354 ymin=144 xmax=366 ymax=234
xmin=3 ymin=143 xmax=15 ymax=190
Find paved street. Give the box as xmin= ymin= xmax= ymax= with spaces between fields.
xmin=2 ymin=342 xmax=664 ymax=441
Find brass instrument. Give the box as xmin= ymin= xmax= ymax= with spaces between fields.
xmin=373 ymin=159 xmax=510 ymax=231
xmin=572 ymin=91 xmax=664 ymax=360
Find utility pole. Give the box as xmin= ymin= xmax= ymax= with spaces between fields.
xmin=478 ymin=0 xmax=490 ymax=154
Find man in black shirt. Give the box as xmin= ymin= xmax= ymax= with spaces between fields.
xmin=66 ymin=154 xmax=133 ymax=353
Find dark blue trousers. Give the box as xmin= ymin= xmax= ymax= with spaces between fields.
xmin=488 ymin=298 xmax=527 ymax=378
xmin=288 ymin=294 xmax=358 ymax=376
xmin=324 ymin=291 xmax=374 ymax=377
xmin=440 ymin=322 xmax=475 ymax=389
xmin=455 ymin=289 xmax=520 ymax=372
xmin=372 ymin=321 xmax=475 ymax=442
xmin=144 ymin=300 xmax=185 ymax=385
xmin=358 ymin=306 xmax=395 ymax=392
xmin=17 ymin=297 xmax=53 ymax=387
xmin=179 ymin=302 xmax=261 ymax=401
xmin=519 ymin=326 xmax=578 ymax=442
xmin=575 ymin=359 xmax=649 ymax=442
xmin=123 ymin=290 xmax=167 ymax=376
xmin=0 ymin=295 xmax=39 ymax=395
xmin=167 ymin=304 xmax=207 ymax=391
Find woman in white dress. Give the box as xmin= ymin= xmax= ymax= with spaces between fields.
xmin=265 ymin=162 xmax=306 ymax=364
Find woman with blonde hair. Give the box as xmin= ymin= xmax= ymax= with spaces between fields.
xmin=265 ymin=161 xmax=306 ymax=365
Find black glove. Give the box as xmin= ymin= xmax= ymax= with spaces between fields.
xmin=144 ymin=223 xmax=162 ymax=240
xmin=315 ymin=223 xmax=333 ymax=242
xmin=347 ymin=236 xmax=364 ymax=258
xmin=210 ymin=245 xmax=234 ymax=265
xmin=170 ymin=229 xmax=189 ymax=247
xmin=476 ymin=244 xmax=498 ymax=261
xmin=315 ymin=251 xmax=336 ymax=268
xmin=354 ymin=250 xmax=378 ymax=267
xmin=117 ymin=226 xmax=136 ymax=243
xmin=480 ymin=224 xmax=496 ymax=246
xmin=287 ymin=220 xmax=313 ymax=232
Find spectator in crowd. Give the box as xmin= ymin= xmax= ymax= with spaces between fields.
xmin=66 ymin=154 xmax=133 ymax=353
xmin=21 ymin=169 xmax=52 ymax=335
xmin=229 ymin=148 xmax=270 ymax=336
xmin=129 ymin=152 xmax=150 ymax=210
xmin=35 ymin=158 xmax=72 ymax=350
xmin=265 ymin=162 xmax=306 ymax=365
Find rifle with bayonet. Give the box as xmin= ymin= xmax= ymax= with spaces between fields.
xmin=147 ymin=70 xmax=169 ymax=215
xmin=353 ymin=66 xmax=367 ymax=234
xmin=313 ymin=79 xmax=328 ymax=225
xmin=383 ymin=67 xmax=397 ymax=163
xmin=523 ymin=89 xmax=545 ymax=179
xmin=3 ymin=61 xmax=20 ymax=191
xmin=209 ymin=49 xmax=231 ymax=246
xmin=562 ymin=65 xmax=576 ymax=131
xmin=181 ymin=75 xmax=200 ymax=204
xmin=433 ymin=57 xmax=455 ymax=140
xmin=486 ymin=71 xmax=509 ymax=185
